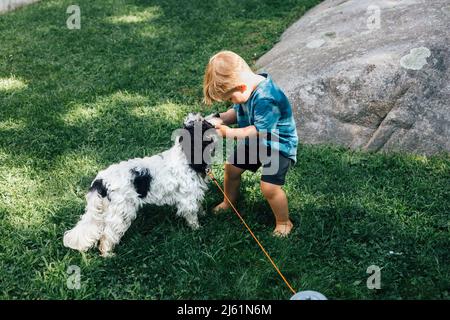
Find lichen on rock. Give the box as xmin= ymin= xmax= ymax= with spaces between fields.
xmin=400 ymin=47 xmax=431 ymax=71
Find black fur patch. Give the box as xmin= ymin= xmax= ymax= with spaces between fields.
xmin=89 ymin=179 xmax=108 ymax=198
xmin=131 ymin=168 xmax=152 ymax=198
xmin=181 ymin=120 xmax=216 ymax=173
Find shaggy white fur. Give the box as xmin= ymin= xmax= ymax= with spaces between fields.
xmin=63 ymin=113 xmax=218 ymax=256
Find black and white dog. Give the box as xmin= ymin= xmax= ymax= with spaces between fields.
xmin=63 ymin=113 xmax=220 ymax=256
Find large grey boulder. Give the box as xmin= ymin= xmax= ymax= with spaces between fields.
xmin=257 ymin=0 xmax=450 ymax=155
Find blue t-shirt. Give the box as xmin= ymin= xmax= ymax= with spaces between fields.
xmin=233 ymin=73 xmax=298 ymax=163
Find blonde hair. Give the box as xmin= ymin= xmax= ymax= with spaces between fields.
xmin=203 ymin=51 xmax=252 ymax=105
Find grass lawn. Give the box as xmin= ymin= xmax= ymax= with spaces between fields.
xmin=1 ymin=0 xmax=449 ymax=300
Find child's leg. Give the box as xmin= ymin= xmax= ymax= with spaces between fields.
xmin=260 ymin=181 xmax=293 ymax=236
xmin=213 ymin=162 xmax=245 ymax=212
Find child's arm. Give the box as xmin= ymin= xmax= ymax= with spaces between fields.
xmin=218 ymin=108 xmax=237 ymax=125
xmin=216 ymin=124 xmax=257 ymax=139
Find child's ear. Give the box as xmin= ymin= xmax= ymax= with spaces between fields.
xmin=237 ymin=84 xmax=247 ymax=92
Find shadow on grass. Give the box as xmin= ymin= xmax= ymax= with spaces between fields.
xmin=0 ymin=0 xmax=319 ymax=169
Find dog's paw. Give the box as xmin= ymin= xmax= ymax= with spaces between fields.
xmin=189 ymin=222 xmax=201 ymax=230
xmin=100 ymin=251 xmax=116 ymax=258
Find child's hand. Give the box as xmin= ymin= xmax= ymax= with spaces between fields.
xmin=215 ymin=124 xmax=229 ymax=137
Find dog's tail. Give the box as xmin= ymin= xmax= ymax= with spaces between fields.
xmin=63 ymin=179 xmax=109 ymax=252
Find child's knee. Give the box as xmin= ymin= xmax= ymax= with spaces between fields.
xmin=260 ymin=181 xmax=281 ymax=199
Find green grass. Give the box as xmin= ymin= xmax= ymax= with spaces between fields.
xmin=0 ymin=0 xmax=449 ymax=300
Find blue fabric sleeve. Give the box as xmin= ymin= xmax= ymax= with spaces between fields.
xmin=253 ymin=99 xmax=281 ymax=131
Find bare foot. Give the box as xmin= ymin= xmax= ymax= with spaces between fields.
xmin=273 ymin=220 xmax=294 ymax=237
xmin=212 ymin=201 xmax=231 ymax=214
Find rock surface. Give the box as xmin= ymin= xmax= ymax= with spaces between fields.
xmin=256 ymin=0 xmax=450 ymax=155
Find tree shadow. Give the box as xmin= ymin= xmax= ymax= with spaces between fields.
xmin=1 ymin=0 xmax=318 ymax=170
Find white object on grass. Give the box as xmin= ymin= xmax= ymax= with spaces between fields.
xmin=290 ymin=291 xmax=327 ymax=300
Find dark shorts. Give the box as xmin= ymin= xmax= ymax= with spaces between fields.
xmin=227 ymin=142 xmax=293 ymax=186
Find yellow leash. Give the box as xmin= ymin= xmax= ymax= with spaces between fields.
xmin=206 ymin=168 xmax=297 ymax=295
